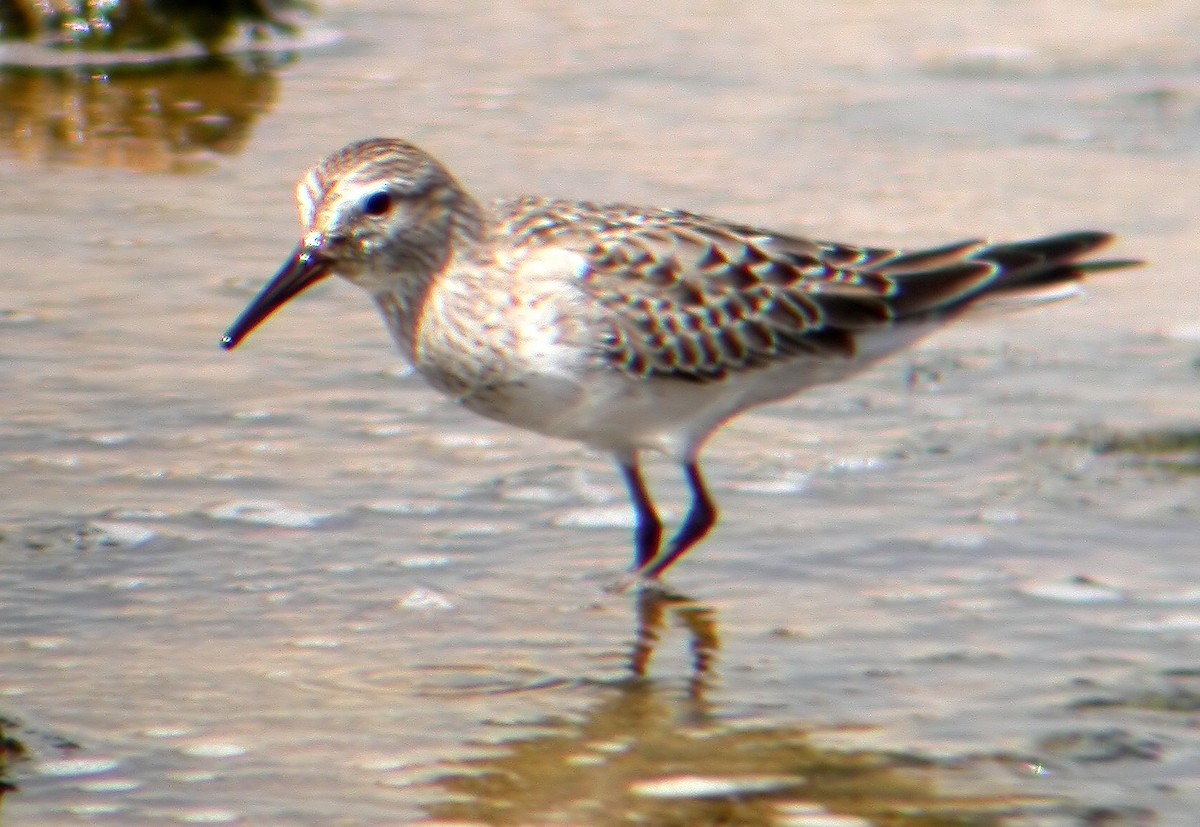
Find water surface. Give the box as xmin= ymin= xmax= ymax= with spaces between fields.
xmin=2 ymin=1 xmax=1200 ymax=824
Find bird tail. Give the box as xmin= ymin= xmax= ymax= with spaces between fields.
xmin=975 ymin=231 xmax=1140 ymax=293
xmin=874 ymin=231 xmax=1142 ymax=320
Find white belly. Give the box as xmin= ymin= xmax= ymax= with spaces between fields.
xmin=448 ymin=322 xmax=930 ymax=461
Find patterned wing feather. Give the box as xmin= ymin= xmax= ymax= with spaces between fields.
xmin=493 ymin=199 xmax=1135 ymax=382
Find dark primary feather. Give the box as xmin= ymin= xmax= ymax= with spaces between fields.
xmin=493 ymin=198 xmax=1137 ymax=381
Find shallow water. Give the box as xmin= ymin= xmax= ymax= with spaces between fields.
xmin=2 ymin=1 xmax=1200 ymax=824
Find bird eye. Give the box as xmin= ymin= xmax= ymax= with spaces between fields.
xmin=362 ymin=190 xmax=392 ymax=216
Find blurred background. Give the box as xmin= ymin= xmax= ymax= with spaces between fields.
xmin=1 ymin=2 xmax=1199 ymax=824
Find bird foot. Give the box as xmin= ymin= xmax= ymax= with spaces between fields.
xmin=602 ymin=571 xmax=643 ymax=594
xmin=602 ymin=570 xmax=687 ymax=599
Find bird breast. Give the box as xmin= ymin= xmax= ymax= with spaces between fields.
xmin=405 ymin=246 xmax=600 ymax=412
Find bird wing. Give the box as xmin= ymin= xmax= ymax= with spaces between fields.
xmin=493 ymin=197 xmax=1125 ymax=382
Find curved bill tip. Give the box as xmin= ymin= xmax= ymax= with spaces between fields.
xmin=221 ymin=243 xmax=331 ymax=351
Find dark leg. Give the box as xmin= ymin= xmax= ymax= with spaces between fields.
xmin=618 ymin=456 xmax=663 ymax=570
xmin=642 ymin=462 xmax=717 ymax=579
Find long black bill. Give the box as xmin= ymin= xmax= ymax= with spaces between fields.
xmin=220 ymin=242 xmax=332 ymax=350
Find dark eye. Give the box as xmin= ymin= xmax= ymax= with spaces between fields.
xmin=362 ymin=190 xmax=392 ymax=216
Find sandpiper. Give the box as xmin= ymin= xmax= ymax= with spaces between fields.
xmin=222 ymin=137 xmax=1138 ymax=581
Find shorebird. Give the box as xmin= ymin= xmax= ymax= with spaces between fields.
xmin=222 ymin=137 xmax=1138 ymax=581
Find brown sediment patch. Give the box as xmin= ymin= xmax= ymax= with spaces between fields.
xmin=1063 ymin=427 xmax=1200 ymax=475
xmin=420 ymin=695 xmax=1072 ymax=826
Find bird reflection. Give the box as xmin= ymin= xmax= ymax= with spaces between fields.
xmin=422 ymin=590 xmax=1026 ymax=825
xmin=628 ymin=586 xmax=719 ymax=704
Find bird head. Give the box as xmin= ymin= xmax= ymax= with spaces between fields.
xmin=221 ymin=138 xmax=480 ymax=350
